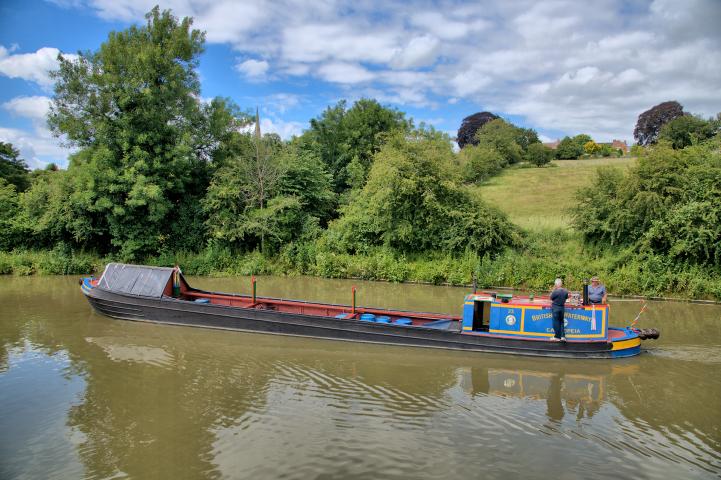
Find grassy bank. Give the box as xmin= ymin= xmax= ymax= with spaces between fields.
xmin=471 ymin=157 xmax=636 ymax=231
xmin=2 ymin=238 xmax=720 ymax=300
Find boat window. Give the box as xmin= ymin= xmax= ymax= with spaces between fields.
xmin=473 ymin=301 xmax=490 ymax=331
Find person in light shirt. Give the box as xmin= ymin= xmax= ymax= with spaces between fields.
xmin=588 ymin=276 xmax=607 ymax=304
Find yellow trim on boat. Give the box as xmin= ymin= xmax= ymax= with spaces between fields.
xmin=611 ymin=337 xmax=641 ymax=350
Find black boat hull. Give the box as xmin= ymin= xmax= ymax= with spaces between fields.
xmin=85 ymin=287 xmax=630 ymax=359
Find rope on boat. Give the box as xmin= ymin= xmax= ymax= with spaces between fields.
xmin=628 ymin=300 xmax=660 ymax=339
xmin=630 ymin=301 xmax=648 ymax=327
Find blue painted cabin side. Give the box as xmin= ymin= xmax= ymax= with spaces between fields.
xmin=461 ymin=294 xmax=608 ymax=340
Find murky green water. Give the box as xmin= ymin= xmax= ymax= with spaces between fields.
xmin=1 ymin=275 xmax=720 ymax=479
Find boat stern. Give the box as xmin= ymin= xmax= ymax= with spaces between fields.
xmin=608 ymin=327 xmax=642 ymax=358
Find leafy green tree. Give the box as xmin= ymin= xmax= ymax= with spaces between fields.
xmin=556 ymin=136 xmax=581 ymax=159
xmin=277 ymin=140 xmax=335 ymax=226
xmin=327 ymin=130 xmax=521 ymax=255
xmin=514 ymin=127 xmax=541 ymax=154
xmin=0 ymin=142 xmax=30 ymax=192
xmin=630 ymin=144 xmax=645 ymax=157
xmin=13 ymin=169 xmax=91 ymax=249
xmin=202 ymin=131 xmax=333 ymax=254
xmin=303 ymin=99 xmax=410 ymax=193
xmin=527 ymin=143 xmax=552 ymax=167
xmin=572 ymin=138 xmax=721 ymax=265
xmin=573 ymin=134 xmax=592 ymax=151
xmin=658 ymin=114 xmax=719 ymax=149
xmin=475 ymin=119 xmax=523 ymax=165
xmin=0 ymin=179 xmax=20 ymax=249
xmin=459 ymin=144 xmax=506 ymax=182
xmin=48 ymin=7 xmax=233 ymax=258
xmin=598 ymin=144 xmax=613 ymax=157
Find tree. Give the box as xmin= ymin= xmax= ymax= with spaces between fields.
xmin=583 ymin=140 xmax=600 ymax=156
xmin=48 ymin=7 xmax=234 ymax=258
xmin=527 ymin=142 xmax=552 ymax=167
xmin=658 ymin=114 xmax=719 ymax=149
xmin=0 ymin=179 xmax=20 ymax=249
xmin=630 ymin=144 xmax=645 ymax=157
xmin=202 ymin=132 xmax=298 ymax=253
xmin=277 ymin=140 xmax=335 ymax=226
xmin=475 ymin=119 xmax=523 ymax=164
xmin=0 ymin=142 xmax=30 ymax=192
xmin=459 ymin=144 xmax=506 ymax=182
xmin=327 ymin=130 xmax=521 ymax=255
xmin=634 ymin=101 xmax=685 ymax=146
xmin=514 ymin=127 xmax=540 ymax=153
xmin=572 ymin=138 xmax=721 ymax=266
xmin=556 ymin=136 xmax=582 ymax=159
xmin=303 ymin=99 xmax=410 ymax=193
xmin=457 ymin=112 xmax=499 ymax=149
xmin=598 ymin=144 xmax=613 ymax=157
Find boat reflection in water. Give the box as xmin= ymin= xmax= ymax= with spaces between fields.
xmin=459 ymin=361 xmax=639 ymax=422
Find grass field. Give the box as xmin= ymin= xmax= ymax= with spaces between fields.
xmin=472 ymin=157 xmax=636 ymax=231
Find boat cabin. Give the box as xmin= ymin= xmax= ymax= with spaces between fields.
xmin=461 ymin=293 xmax=608 ymax=341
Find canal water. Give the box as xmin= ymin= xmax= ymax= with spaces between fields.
xmin=1 ymin=275 xmax=720 ymax=479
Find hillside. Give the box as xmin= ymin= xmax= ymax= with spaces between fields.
xmin=472 ymin=157 xmax=636 ymax=231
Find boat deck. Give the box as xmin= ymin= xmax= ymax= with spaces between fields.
xmin=182 ymin=289 xmax=461 ymax=329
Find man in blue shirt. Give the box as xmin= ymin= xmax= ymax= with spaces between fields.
xmin=549 ymin=278 xmax=568 ymax=341
xmin=588 ymin=276 xmax=607 ymax=304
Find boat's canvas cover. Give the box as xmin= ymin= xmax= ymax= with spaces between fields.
xmin=98 ymin=263 xmax=176 ymax=297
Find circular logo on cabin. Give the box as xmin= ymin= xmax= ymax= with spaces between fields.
xmin=505 ymin=314 xmax=517 ymax=326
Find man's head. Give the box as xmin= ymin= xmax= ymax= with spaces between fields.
xmin=554 ymin=278 xmax=563 ymax=288
xmin=591 ymin=276 xmax=600 ymax=285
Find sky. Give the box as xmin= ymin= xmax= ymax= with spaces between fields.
xmin=0 ymin=0 xmax=720 ymax=168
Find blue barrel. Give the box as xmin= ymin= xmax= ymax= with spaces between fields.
xmin=360 ymin=314 xmax=376 ymax=322
xmin=394 ymin=318 xmax=412 ymax=325
xmin=376 ymin=316 xmax=391 ymax=323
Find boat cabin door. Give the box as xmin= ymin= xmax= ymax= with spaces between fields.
xmin=473 ymin=300 xmax=491 ymax=331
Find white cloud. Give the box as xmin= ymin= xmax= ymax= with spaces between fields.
xmin=3 ymin=96 xmax=51 ymax=120
xmin=236 ymin=59 xmax=269 ymax=79
xmin=410 ymin=12 xmax=488 ymax=40
xmin=241 ymin=117 xmax=303 ymax=140
xmin=391 ymin=35 xmax=440 ymax=69
xmin=317 ymin=63 xmax=375 ymax=84
xmin=2 ymin=95 xmax=70 ymax=168
xmin=195 ymin=2 xmax=268 ymax=43
xmin=0 ymin=126 xmax=69 ymax=169
xmin=282 ymin=24 xmax=398 ymax=64
xmin=264 ymin=93 xmax=301 ymax=113
xmin=26 ymin=0 xmax=721 ymax=142
xmin=449 ymin=70 xmax=491 ymax=97
xmin=0 ymin=46 xmax=72 ymax=88
xmin=260 ymin=117 xmax=303 ymax=140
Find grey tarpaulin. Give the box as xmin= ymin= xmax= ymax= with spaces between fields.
xmin=98 ymin=263 xmax=176 ymax=297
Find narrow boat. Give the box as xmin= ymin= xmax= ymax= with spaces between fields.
xmin=80 ymin=263 xmax=659 ymax=359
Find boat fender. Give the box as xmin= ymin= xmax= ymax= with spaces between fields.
xmin=633 ymin=328 xmax=660 ymax=340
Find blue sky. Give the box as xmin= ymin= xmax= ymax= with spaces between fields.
xmin=1 ymin=0 xmax=720 ymax=168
